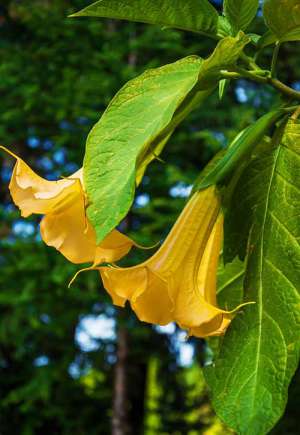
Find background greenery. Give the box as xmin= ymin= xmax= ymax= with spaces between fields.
xmin=0 ymin=1 xmax=299 ymax=434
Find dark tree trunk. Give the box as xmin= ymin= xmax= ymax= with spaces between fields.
xmin=112 ymin=327 xmax=130 ymax=435
xmin=128 ymin=361 xmax=147 ymax=435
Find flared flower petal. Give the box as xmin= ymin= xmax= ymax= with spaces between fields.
xmin=1 ymin=146 xmax=134 ymax=265
xmin=3 ymin=146 xmax=80 ymax=217
xmin=98 ymin=186 xmax=245 ymax=338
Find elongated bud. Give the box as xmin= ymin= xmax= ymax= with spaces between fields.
xmin=194 ymin=109 xmax=286 ymax=191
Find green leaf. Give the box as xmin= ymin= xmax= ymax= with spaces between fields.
xmin=198 ymin=32 xmax=250 ymax=88
xmin=224 ymin=0 xmax=259 ymax=33
xmin=223 ymin=135 xmax=273 ymax=263
xmin=208 ymin=257 xmax=246 ymax=362
xmin=84 ymin=56 xmax=208 ymax=243
xmin=84 ymin=34 xmax=250 ymax=243
xmin=263 ymin=0 xmax=300 ymax=42
xmin=71 ymin=0 xmax=219 ymax=37
xmin=218 ymin=78 xmax=229 ymax=100
xmin=257 ymin=29 xmax=278 ymax=48
xmin=205 ymin=119 xmax=300 ymax=435
xmin=217 ymin=16 xmax=233 ymax=38
xmin=136 ymin=86 xmax=213 ymax=184
xmin=247 ymin=32 xmax=261 ymax=44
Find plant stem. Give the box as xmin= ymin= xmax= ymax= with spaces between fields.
xmin=220 ymin=68 xmax=300 ymax=102
xmin=269 ymin=78 xmax=300 ymax=101
xmin=271 ymin=42 xmax=281 ymax=78
xmin=282 ymin=106 xmax=300 ymax=113
xmin=240 ymin=53 xmax=260 ymax=71
xmin=235 ymin=67 xmax=268 ymax=84
xmin=291 ymin=106 xmax=300 ymax=120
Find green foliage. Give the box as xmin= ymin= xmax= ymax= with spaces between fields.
xmin=197 ymin=32 xmax=250 ymax=88
xmin=85 ymin=32 xmax=250 ymax=244
xmin=257 ymin=29 xmax=278 ymax=48
xmin=205 ymin=119 xmax=300 ymax=435
xmin=2 ymin=1 xmax=300 ymax=434
xmin=217 ymin=257 xmax=245 ymax=310
xmin=1 ymin=2 xmax=227 ymax=433
xmin=263 ymin=0 xmax=300 ymax=42
xmin=218 ymin=78 xmax=229 ymax=100
xmin=224 ymin=0 xmax=259 ymax=34
xmin=84 ymin=56 xmax=205 ymax=243
xmin=71 ymin=0 xmax=219 ymax=37
xmin=194 ymin=110 xmax=284 ymax=191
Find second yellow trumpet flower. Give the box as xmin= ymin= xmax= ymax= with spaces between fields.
xmin=96 ymin=186 xmax=241 ymax=337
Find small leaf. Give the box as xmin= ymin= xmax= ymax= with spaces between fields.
xmin=198 ymin=32 xmax=250 ymax=88
xmin=84 ymin=56 xmax=208 ymax=243
xmin=224 ymin=0 xmax=259 ymax=33
xmin=205 ymin=118 xmax=300 ymax=435
xmin=257 ymin=29 xmax=278 ymax=48
xmin=247 ymin=32 xmax=261 ymax=44
xmin=263 ymin=0 xmax=300 ymax=42
xmin=218 ymin=78 xmax=229 ymax=100
xmin=71 ymin=0 xmax=219 ymax=37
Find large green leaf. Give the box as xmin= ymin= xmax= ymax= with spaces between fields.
xmin=208 ymin=257 xmax=246 ymax=359
xmin=84 ymin=34 xmax=249 ymax=243
xmin=263 ymin=0 xmax=300 ymax=42
xmin=83 ymin=56 xmax=207 ymax=243
xmin=205 ymin=119 xmax=300 ymax=435
xmin=224 ymin=0 xmax=259 ymax=33
xmin=223 ymin=135 xmax=274 ymax=263
xmin=71 ymin=0 xmax=219 ymax=37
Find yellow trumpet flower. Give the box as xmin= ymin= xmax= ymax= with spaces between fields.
xmin=1 ymin=146 xmax=134 ymax=265
xmin=98 ymin=186 xmax=243 ymax=338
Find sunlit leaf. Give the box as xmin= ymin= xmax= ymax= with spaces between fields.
xmin=84 ymin=56 xmax=205 ymax=243
xmin=135 ymin=87 xmax=213 ymax=184
xmin=84 ymin=32 xmax=250 ymax=243
xmin=205 ymin=119 xmax=300 ymax=435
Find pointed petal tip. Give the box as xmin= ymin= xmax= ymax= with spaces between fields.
xmin=225 ymin=300 xmax=256 ymax=315
xmin=68 ymin=266 xmax=97 ymax=287
xmin=0 ymin=145 xmax=19 ymax=161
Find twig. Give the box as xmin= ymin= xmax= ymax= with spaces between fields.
xmin=271 ymin=42 xmax=281 ymax=78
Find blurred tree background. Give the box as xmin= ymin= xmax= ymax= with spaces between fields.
xmin=0 ymin=1 xmax=299 ymax=434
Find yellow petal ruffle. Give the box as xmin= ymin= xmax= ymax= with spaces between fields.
xmin=1 ymin=146 xmax=134 ymax=265
xmin=98 ymin=186 xmax=243 ymax=338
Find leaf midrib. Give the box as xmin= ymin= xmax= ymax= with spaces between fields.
xmin=248 ymin=145 xmax=282 ymax=417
